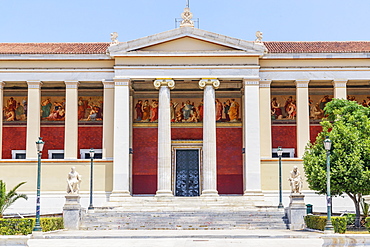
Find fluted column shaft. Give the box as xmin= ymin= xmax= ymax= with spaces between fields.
xmin=155 ymin=79 xmax=175 ymax=196
xmin=295 ymin=80 xmax=310 ymax=158
xmin=64 ymin=81 xmax=79 ymax=159
xmin=259 ymin=80 xmax=272 ymax=158
xmin=110 ymin=78 xmax=131 ymax=200
xmin=199 ymin=79 xmax=219 ymax=196
xmin=26 ymin=81 xmax=42 ymax=159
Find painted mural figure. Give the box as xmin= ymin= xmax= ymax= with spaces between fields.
xmin=141 ymin=100 xmax=150 ymax=122
xmin=319 ymin=95 xmax=331 ymax=110
xmin=284 ymin=96 xmax=293 ymax=114
xmin=198 ymin=100 xmax=203 ymax=122
xmin=223 ymin=100 xmax=230 ymax=121
xmin=313 ymin=103 xmax=324 ymax=119
xmin=78 ymin=97 xmax=88 ymax=120
xmin=41 ymin=98 xmax=52 ymax=119
xmin=215 ymin=99 xmax=223 ymax=121
xmin=15 ymin=103 xmax=25 ymax=121
xmin=287 ymin=101 xmax=296 ymax=119
xmin=271 ymin=97 xmax=282 ymax=119
xmin=135 ymin=100 xmax=143 ymax=121
xmin=170 ymin=99 xmax=178 ymax=122
xmin=150 ymin=100 xmax=158 ymax=122
xmin=228 ymin=99 xmax=239 ymax=121
xmin=181 ymin=100 xmax=194 ymax=120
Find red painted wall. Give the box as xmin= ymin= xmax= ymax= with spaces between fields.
xmin=132 ymin=128 xmax=158 ymax=194
xmin=2 ymin=126 xmax=26 ymax=159
xmin=40 ymin=126 xmax=65 ymax=159
xmin=216 ymin=128 xmax=243 ymax=194
xmin=310 ymin=125 xmax=322 ymax=143
xmin=78 ymin=126 xmax=102 ymax=158
xmin=272 ymin=125 xmax=297 ymax=157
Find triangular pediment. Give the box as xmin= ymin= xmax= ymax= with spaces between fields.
xmin=108 ymin=27 xmax=267 ymax=56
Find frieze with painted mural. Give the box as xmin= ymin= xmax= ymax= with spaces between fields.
xmin=3 ymin=96 xmax=27 ymax=121
xmin=134 ymin=98 xmax=241 ymax=123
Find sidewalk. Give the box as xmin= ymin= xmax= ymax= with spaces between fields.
xmin=27 ymin=229 xmax=324 ymax=247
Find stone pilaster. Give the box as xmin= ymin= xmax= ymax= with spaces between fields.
xmin=64 ymin=81 xmax=79 ymax=159
xmin=259 ymin=80 xmax=272 ymax=158
xmin=110 ymin=78 xmax=131 ymax=200
xmin=333 ymin=79 xmax=347 ymax=99
xmin=102 ymin=80 xmax=114 ymax=160
xmin=154 ymin=79 xmax=175 ymax=197
xmin=0 ymin=82 xmax=4 ymax=159
xmin=243 ymin=78 xmax=262 ymax=196
xmin=295 ymin=80 xmax=310 ymax=158
xmin=199 ymin=79 xmax=219 ymax=197
xmin=26 ymin=81 xmax=42 ymax=159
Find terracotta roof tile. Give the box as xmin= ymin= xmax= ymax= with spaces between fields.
xmin=264 ymin=41 xmax=370 ymax=53
xmin=0 ymin=43 xmax=110 ymax=54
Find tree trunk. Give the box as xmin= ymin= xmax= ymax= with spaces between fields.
xmin=348 ymin=193 xmax=361 ymax=227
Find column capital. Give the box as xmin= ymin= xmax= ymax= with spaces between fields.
xmin=0 ymin=81 xmax=5 ymax=90
xmin=102 ymin=79 xmax=115 ymax=88
xmin=114 ymin=78 xmax=131 ymax=86
xmin=64 ymin=81 xmax=79 ymax=89
xmin=259 ymin=80 xmax=271 ymax=88
xmin=332 ymin=79 xmax=347 ymax=88
xmin=154 ymin=79 xmax=175 ymax=90
xmin=27 ymin=81 xmax=42 ymax=89
xmin=243 ymin=78 xmax=260 ymax=86
xmin=199 ymin=79 xmax=220 ymax=89
xmin=295 ymin=80 xmax=309 ymax=88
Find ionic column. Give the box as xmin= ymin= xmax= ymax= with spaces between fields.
xmin=243 ymin=78 xmax=262 ymax=196
xmin=259 ymin=80 xmax=272 ymax=158
xmin=199 ymin=79 xmax=219 ymax=197
xmin=333 ymin=79 xmax=347 ymax=99
xmin=26 ymin=81 xmax=42 ymax=159
xmin=0 ymin=82 xmax=4 ymax=159
xmin=154 ymin=79 xmax=175 ymax=197
xmin=110 ymin=78 xmax=131 ymax=200
xmin=102 ymin=80 xmax=114 ymax=160
xmin=64 ymin=81 xmax=79 ymax=159
xmin=295 ymin=80 xmax=310 ymax=158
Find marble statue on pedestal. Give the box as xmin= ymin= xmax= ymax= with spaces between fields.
xmin=67 ymin=167 xmax=82 ymax=194
xmin=288 ymin=166 xmax=303 ymax=194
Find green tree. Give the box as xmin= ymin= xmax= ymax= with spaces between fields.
xmin=0 ymin=180 xmax=28 ymax=218
xmin=303 ymin=99 xmax=370 ymax=227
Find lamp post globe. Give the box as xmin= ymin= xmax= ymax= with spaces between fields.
xmin=88 ymin=148 xmax=95 ymax=210
xmin=324 ymin=136 xmax=334 ymax=233
xmin=33 ymin=137 xmax=44 ymax=232
xmin=277 ymin=146 xmax=284 ymax=208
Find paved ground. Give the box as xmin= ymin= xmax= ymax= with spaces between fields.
xmin=27 ymin=229 xmax=324 ymax=247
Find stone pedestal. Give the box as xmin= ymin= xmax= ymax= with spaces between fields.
xmin=63 ymin=195 xmax=82 ymax=230
xmin=287 ymin=194 xmax=306 ymax=230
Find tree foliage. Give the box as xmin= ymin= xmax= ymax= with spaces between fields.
xmin=303 ymin=99 xmax=370 ymax=227
xmin=0 ymin=180 xmax=28 ymax=218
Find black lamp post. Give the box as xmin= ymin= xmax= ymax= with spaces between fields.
xmin=88 ymin=148 xmax=95 ymax=210
xmin=33 ymin=137 xmax=44 ymax=232
xmin=324 ymin=136 xmax=334 ymax=233
xmin=277 ymin=146 xmax=284 ymax=208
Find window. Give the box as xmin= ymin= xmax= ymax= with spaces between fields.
xmin=80 ymin=149 xmax=103 ymax=159
xmin=272 ymin=148 xmax=295 ymax=158
xmin=48 ymin=150 xmax=64 ymax=159
xmin=12 ymin=150 xmax=26 ymax=159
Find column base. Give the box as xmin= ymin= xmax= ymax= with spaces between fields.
xmin=109 ymin=190 xmax=131 ymax=201
xmin=201 ymin=190 xmax=219 ymax=197
xmin=155 ymin=190 xmax=174 ymax=197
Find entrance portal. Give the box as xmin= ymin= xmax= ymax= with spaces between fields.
xmin=175 ymin=149 xmax=200 ymax=196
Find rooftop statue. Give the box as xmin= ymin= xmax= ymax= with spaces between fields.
xmin=110 ymin=32 xmax=119 ymax=45
xmin=255 ymin=31 xmax=263 ymax=43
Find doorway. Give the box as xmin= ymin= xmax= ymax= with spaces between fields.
xmin=174 ymin=149 xmax=200 ymax=196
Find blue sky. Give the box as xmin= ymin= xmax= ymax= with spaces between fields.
xmin=0 ymin=0 xmax=369 ymax=42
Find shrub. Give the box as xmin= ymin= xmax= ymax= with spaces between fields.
xmin=304 ymin=215 xmax=346 ymax=233
xmin=344 ymin=213 xmax=356 ymax=226
xmin=365 ymin=217 xmax=370 ymax=233
xmin=0 ymin=217 xmax=63 ymax=235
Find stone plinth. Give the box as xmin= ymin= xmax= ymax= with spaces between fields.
xmin=63 ymin=195 xmax=82 ymax=230
xmin=287 ymin=194 xmax=306 ymax=230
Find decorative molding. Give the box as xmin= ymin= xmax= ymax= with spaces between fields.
xmin=27 ymin=80 xmax=42 ymax=89
xmin=333 ymin=80 xmax=347 ymax=88
xmin=180 ymin=7 xmax=194 ymax=28
xmin=295 ymin=80 xmax=309 ymax=88
xmin=199 ymin=79 xmax=220 ymax=89
xmin=259 ymin=80 xmax=271 ymax=88
xmin=153 ymin=79 xmax=175 ymax=90
xmin=243 ymin=78 xmax=260 ymax=86
xmin=102 ymin=80 xmax=115 ymax=88
xmin=114 ymin=78 xmax=131 ymax=86
xmin=64 ymin=81 xmax=79 ymax=89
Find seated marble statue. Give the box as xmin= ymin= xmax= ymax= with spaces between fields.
xmin=288 ymin=166 xmax=303 ymax=194
xmin=67 ymin=167 xmax=82 ymax=194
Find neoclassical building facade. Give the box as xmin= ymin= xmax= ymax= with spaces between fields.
xmin=1 ymin=16 xmax=370 ymax=214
